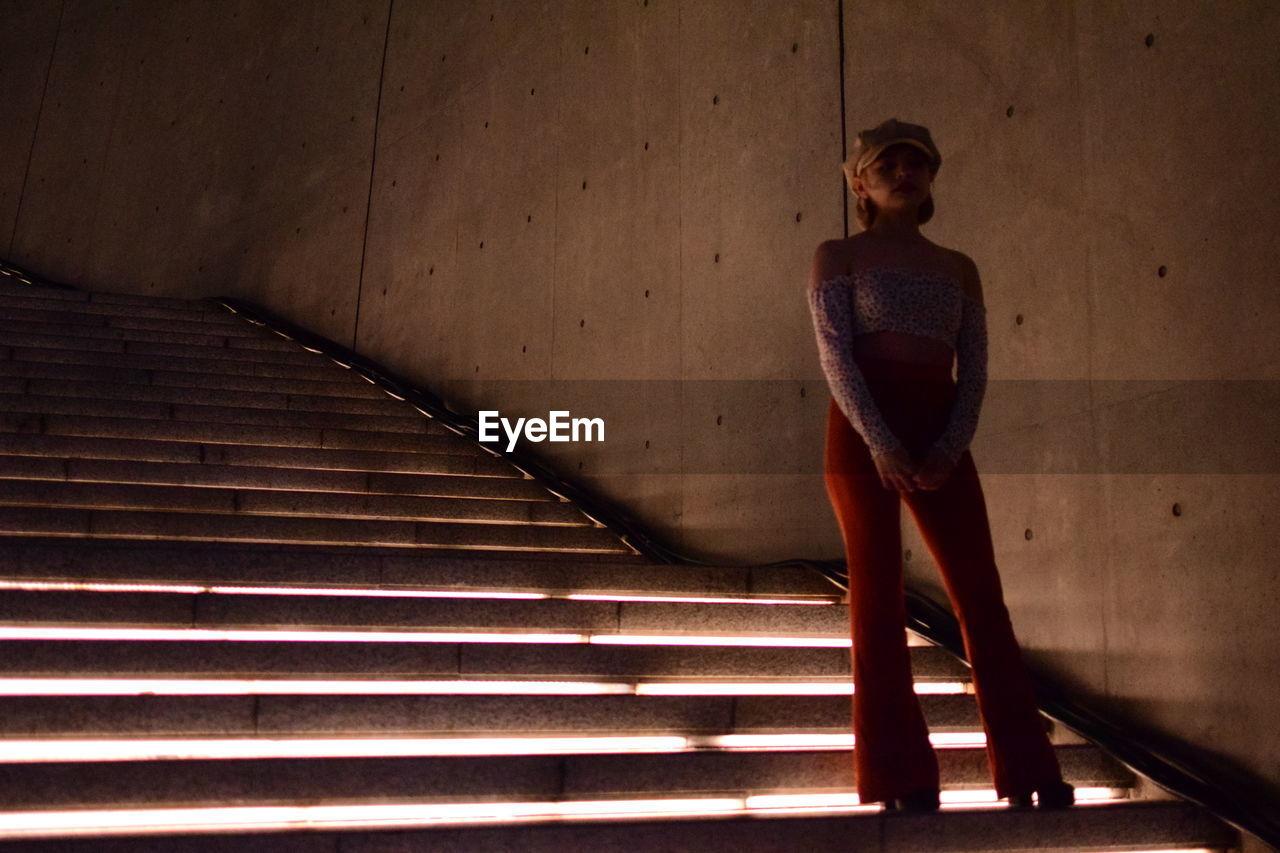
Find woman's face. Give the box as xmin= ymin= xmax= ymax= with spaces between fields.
xmin=857 ymin=144 xmax=933 ymax=206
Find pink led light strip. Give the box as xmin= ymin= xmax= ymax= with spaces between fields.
xmin=0 ymin=579 xmax=836 ymax=606
xmin=0 ymin=626 xmax=857 ymax=647
xmin=0 ymin=789 xmax=1126 ymax=840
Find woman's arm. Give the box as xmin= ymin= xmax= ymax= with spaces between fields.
xmin=931 ymin=254 xmax=988 ymax=464
xmin=807 ymin=241 xmax=909 ymax=459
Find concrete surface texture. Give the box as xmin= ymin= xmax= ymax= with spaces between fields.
xmin=1 ymin=0 xmax=1278 ymax=821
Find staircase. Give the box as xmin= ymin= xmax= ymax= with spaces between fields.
xmin=0 ymin=275 xmax=1244 ymax=850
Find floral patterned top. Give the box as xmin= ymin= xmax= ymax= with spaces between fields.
xmin=807 ymin=266 xmax=988 ymax=464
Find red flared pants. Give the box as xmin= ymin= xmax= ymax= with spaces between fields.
xmin=822 ymin=354 xmax=1063 ymax=803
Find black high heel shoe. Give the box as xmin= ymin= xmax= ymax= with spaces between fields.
xmin=879 ymin=787 xmax=941 ymax=813
xmin=1007 ymin=780 xmax=1075 ymax=810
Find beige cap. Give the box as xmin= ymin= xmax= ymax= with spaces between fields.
xmin=848 ymin=118 xmax=942 ymax=179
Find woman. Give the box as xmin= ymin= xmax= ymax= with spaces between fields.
xmin=806 ymin=118 xmax=1075 ymax=813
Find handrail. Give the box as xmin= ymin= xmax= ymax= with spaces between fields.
xmin=1 ymin=255 xmax=1275 ymax=848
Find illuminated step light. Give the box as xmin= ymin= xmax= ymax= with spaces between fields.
xmin=0 ymin=626 xmax=853 ymax=647
xmin=0 ymin=732 xmax=988 ymax=763
xmin=565 ymin=593 xmax=833 ymax=606
xmin=0 ymin=789 xmax=1131 ymax=841
xmin=742 ymin=792 xmax=869 ymax=811
xmin=209 ymin=585 xmax=544 ymax=601
xmin=0 ymin=580 xmax=543 ymax=601
xmin=707 ymin=734 xmax=859 ymax=751
xmin=0 ymin=798 xmax=746 ymax=840
xmin=1 ymin=536 xmax=629 ymax=557
xmin=590 ymin=634 xmax=850 ymax=648
xmin=921 ymin=786 xmax=1122 ymax=811
xmin=1035 ymin=786 xmax=1118 ymax=805
xmin=0 ymin=735 xmax=691 ymax=763
xmin=0 ymin=579 xmax=836 ymax=606
xmin=635 ymin=682 xmax=967 ymax=696
xmin=0 ymin=627 xmax=590 ymax=644
xmin=0 ymin=679 xmax=963 ymax=697
xmin=0 ymin=580 xmax=208 ymax=595
xmin=706 ymin=732 xmax=987 ymax=750
xmin=745 ymin=786 xmax=1124 ymax=813
xmin=0 ymin=679 xmax=634 ymax=697
xmin=921 ymin=732 xmax=989 ymax=747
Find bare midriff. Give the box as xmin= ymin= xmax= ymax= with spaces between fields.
xmin=851 ymin=330 xmax=955 ymax=368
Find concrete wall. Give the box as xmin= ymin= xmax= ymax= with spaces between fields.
xmin=3 ymin=0 xmax=1278 ymax=812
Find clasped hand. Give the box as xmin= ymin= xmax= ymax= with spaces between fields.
xmin=873 ymin=445 xmax=955 ymax=492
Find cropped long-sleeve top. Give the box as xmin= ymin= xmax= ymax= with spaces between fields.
xmin=807 ymin=266 xmax=988 ymax=464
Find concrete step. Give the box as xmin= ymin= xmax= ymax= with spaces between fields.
xmin=0 ymin=455 xmax=551 ymax=499
xmin=0 ymin=325 xmax=311 ymax=356
xmin=0 ymin=589 xmax=847 ymax=636
xmin=0 ymin=507 xmax=627 ymax=552
xmin=0 ymin=392 xmax=430 ymax=434
xmin=0 ymin=540 xmax=828 ymax=597
xmin=0 ymin=744 xmax=1123 ymax=810
xmin=11 ymin=341 xmax=353 ymax=372
xmin=120 ymin=334 xmax=316 ymax=355
xmin=1 ymin=330 xmax=126 ymax=354
xmin=0 ymin=411 xmax=477 ymax=454
xmin=0 ymin=358 xmax=389 ymax=399
xmin=0 ymin=302 xmax=267 ymax=335
xmin=0 ymin=279 xmax=229 ymax=313
xmin=0 ymin=802 xmax=1231 ymax=853
xmin=0 ymin=326 xmax=300 ymax=353
xmin=0 ymin=433 xmax=517 ymax=476
xmin=0 ymin=692 xmax=979 ymax=736
xmin=0 ymin=480 xmax=584 ymax=525
xmin=0 ymin=317 xmax=271 ymax=351
xmin=16 ymin=376 xmax=416 ymax=416
xmin=156 ymin=368 xmax=387 ymax=399
xmin=0 ymin=295 xmax=240 ymax=327
xmin=0 ymin=637 xmax=900 ymax=678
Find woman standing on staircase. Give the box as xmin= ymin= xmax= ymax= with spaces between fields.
xmin=806 ymin=118 xmax=1075 ymax=813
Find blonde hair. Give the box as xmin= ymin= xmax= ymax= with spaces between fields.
xmin=842 ymin=154 xmax=937 ymax=230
